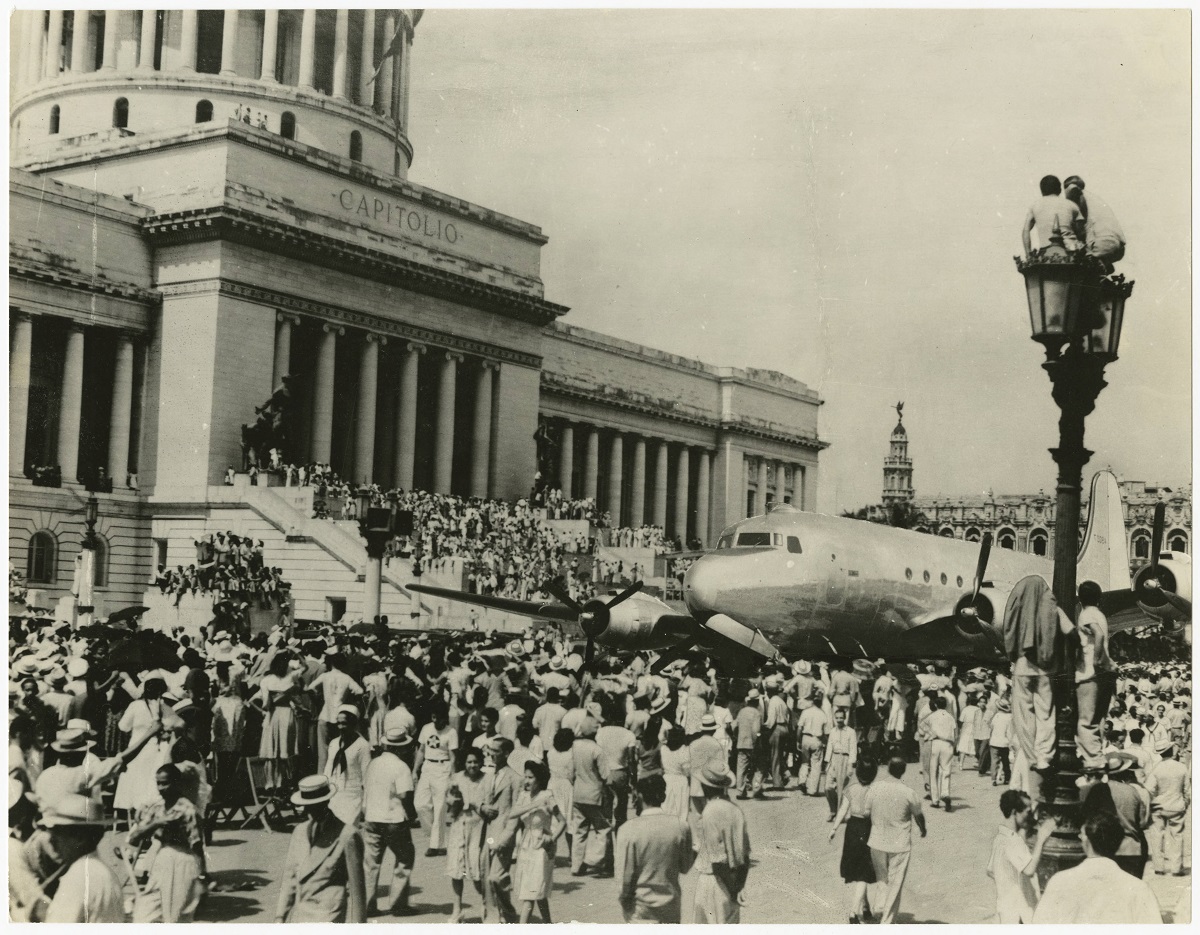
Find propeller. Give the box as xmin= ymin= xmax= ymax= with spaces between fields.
xmin=1150 ymin=502 xmax=1166 ymax=573
xmin=1135 ymin=502 xmax=1191 ymax=621
xmin=543 ymin=577 xmax=645 ymax=670
xmin=956 ymin=533 xmax=993 ymax=636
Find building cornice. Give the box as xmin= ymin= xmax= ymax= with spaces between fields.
xmin=142 ymin=206 xmax=569 ymax=328
xmin=9 ymin=251 xmax=161 ymax=306
xmin=539 ymin=373 xmax=827 ymax=452
xmin=157 ymin=278 xmax=544 ymax=370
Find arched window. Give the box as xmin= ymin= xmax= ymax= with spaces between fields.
xmin=940 ymin=527 xmax=955 ymax=538
xmin=280 ymin=111 xmax=295 ymax=140
xmin=997 ymin=529 xmax=1016 ymax=550
xmin=92 ymin=537 xmax=109 ymax=587
xmin=113 ymin=97 xmax=129 ymax=129
xmin=195 ymin=99 xmax=213 ymax=123
xmin=49 ymin=104 xmax=60 ymax=135
xmin=27 ymin=531 xmax=57 ymax=584
xmin=1132 ymin=530 xmax=1151 ymax=561
xmin=349 ymin=130 xmax=362 ymax=162
xmin=1029 ymin=530 xmax=1048 ymax=557
xmin=1169 ymin=531 xmax=1188 ymax=554
xmin=965 ymin=527 xmax=981 ymax=543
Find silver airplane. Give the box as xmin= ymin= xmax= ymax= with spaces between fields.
xmin=410 ymin=471 xmax=1190 ymax=672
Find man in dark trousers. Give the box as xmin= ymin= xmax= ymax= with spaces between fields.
xmin=616 ymin=774 xmax=695 ymax=922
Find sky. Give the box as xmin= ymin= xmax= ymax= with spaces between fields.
xmin=406 ymin=9 xmax=1192 ymax=515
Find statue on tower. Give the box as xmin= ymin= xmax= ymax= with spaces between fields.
xmin=894 ymin=401 xmax=904 ymax=423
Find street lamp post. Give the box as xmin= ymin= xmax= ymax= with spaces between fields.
xmin=355 ymin=487 xmax=396 ymax=626
xmin=76 ymin=487 xmax=100 ymax=629
xmin=1017 ymin=253 xmax=1133 ymax=881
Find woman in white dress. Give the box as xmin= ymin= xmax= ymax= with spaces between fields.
xmin=113 ymin=678 xmax=179 ymax=815
xmin=660 ymin=726 xmax=691 ymax=822
xmin=509 ymin=761 xmax=565 ymax=924
xmin=253 ymin=653 xmax=299 ymax=793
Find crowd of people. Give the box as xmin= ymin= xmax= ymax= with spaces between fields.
xmin=152 ymin=534 xmax=289 ymax=611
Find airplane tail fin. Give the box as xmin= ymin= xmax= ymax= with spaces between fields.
xmin=1077 ymin=471 xmax=1131 ymax=592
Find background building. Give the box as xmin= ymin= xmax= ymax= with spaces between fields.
xmin=8 ymin=9 xmax=825 ymax=620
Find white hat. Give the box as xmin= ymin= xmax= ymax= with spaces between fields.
xmin=66 ymin=658 xmax=89 ymax=678
xmin=290 ymin=774 xmax=338 ymax=807
xmin=41 ymin=793 xmax=108 ymax=827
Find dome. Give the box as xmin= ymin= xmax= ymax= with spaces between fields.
xmin=12 ymin=9 xmax=421 ymax=178
xmin=890 ymin=420 xmax=907 ymax=438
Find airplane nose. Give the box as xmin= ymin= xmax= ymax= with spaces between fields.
xmin=683 ymin=557 xmax=720 ymax=614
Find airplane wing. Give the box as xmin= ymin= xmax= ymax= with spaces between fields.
xmin=896 ymin=615 xmax=1007 ymax=663
xmin=406 ymin=583 xmax=579 ymax=622
xmin=1098 ymin=587 xmax=1146 ymax=635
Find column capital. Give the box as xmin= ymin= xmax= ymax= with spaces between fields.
xmin=480 ymin=359 xmax=500 ymax=372
xmin=276 ymin=311 xmax=301 ymax=326
xmin=405 ymin=340 xmax=426 ymax=355
xmin=12 ymin=311 xmax=35 ymax=324
xmin=444 ymin=351 xmax=464 ymax=363
xmin=321 ymin=322 xmax=345 ymax=336
xmin=66 ymin=321 xmax=87 ymax=335
xmin=364 ymin=332 xmax=387 ymax=346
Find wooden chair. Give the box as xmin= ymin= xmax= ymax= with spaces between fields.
xmin=239 ymin=757 xmax=299 ymax=830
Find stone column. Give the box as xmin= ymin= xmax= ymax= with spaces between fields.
xmin=179 ymin=10 xmax=197 ymax=71
xmin=392 ymin=341 xmax=423 ymax=490
xmin=101 ymin=10 xmax=120 ymax=69
xmin=219 ymin=8 xmax=238 ymax=76
xmin=354 ymin=334 xmax=381 ymax=484
xmin=310 ymin=323 xmax=340 ymax=464
xmin=796 ymin=465 xmax=807 ymax=510
xmin=272 ymin=313 xmax=296 ymax=391
xmin=401 ymin=31 xmax=413 ymax=127
xmin=46 ymin=10 xmax=64 ymax=77
xmin=70 ymin=11 xmax=90 ymax=73
xmin=775 ymin=460 xmax=787 ymax=506
xmin=471 ymin=361 xmax=496 ymax=498
xmin=260 ymin=9 xmax=278 ymax=81
xmin=756 ymin=457 xmax=769 ymax=514
xmin=58 ymin=325 xmax=86 ymax=482
xmin=138 ymin=9 xmax=156 ymax=70
xmin=696 ymin=449 xmax=711 ymax=546
xmin=10 ymin=313 xmax=33 ymax=474
xmin=629 ymin=436 xmax=646 ymax=527
xmin=108 ymin=333 xmax=135 ymax=485
xmin=674 ymin=446 xmax=690 ymax=543
xmin=742 ymin=453 xmax=752 ymax=519
xmin=358 ymin=8 xmax=376 ymax=107
xmin=297 ymin=8 xmax=316 ymax=89
xmin=559 ymin=423 xmax=574 ymax=498
xmin=378 ymin=11 xmax=396 ymax=115
xmin=434 ymin=351 xmax=462 ymax=493
xmin=607 ymin=433 xmax=624 ymax=526
xmin=332 ymin=9 xmax=349 ymax=98
xmin=584 ymin=427 xmax=599 ymax=501
xmin=653 ymin=440 xmax=669 ymax=529
xmin=24 ymin=12 xmax=44 ymax=87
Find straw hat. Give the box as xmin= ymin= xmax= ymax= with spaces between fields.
xmin=505 ymin=640 xmax=527 ymax=660
xmin=649 ymin=694 xmax=672 ymax=714
xmin=792 ymin=660 xmax=812 ymax=676
xmin=745 ymin=688 xmax=761 ymax=702
xmin=66 ymin=658 xmax=89 ymax=678
xmin=698 ymin=713 xmax=719 ymax=733
xmin=41 ymin=793 xmax=107 ymax=827
xmin=548 ymin=656 xmax=566 ymax=672
xmin=50 ymin=729 xmax=96 ymax=754
xmin=383 ymin=727 xmax=414 ymax=748
xmin=290 ymin=774 xmax=338 ymax=807
xmin=698 ymin=764 xmax=734 ymax=789
xmin=852 ymin=659 xmax=876 ymax=679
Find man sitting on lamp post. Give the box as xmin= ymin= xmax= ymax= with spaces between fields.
xmin=1022 ymin=175 xmax=1084 ymax=259
xmin=1063 ymin=175 xmax=1126 ymax=272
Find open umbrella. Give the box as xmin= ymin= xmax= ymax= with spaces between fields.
xmin=105 ymin=605 xmax=150 ymax=626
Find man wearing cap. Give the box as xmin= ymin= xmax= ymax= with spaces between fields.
xmin=324 ymin=705 xmax=371 ymax=827
xmin=41 ymin=793 xmax=126 ymax=922
xmin=362 ymin=727 xmax=418 ymax=915
xmin=42 ymin=668 xmax=75 ymax=729
xmin=276 ymin=775 xmax=367 ymax=923
xmin=34 ymin=723 xmax=160 ymax=812
xmin=734 ymin=689 xmax=765 ymax=800
xmin=1062 ymin=175 xmax=1126 ymax=271
xmin=692 ymin=764 xmax=751 ymax=924
xmin=1144 ymin=739 xmax=1188 ymax=876
xmin=688 ymin=713 xmax=728 ymax=815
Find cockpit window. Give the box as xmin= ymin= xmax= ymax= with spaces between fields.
xmin=787 ymin=536 xmax=802 ymax=554
xmin=717 ymin=535 xmax=734 ymax=550
xmin=736 ymin=532 xmax=774 ymax=546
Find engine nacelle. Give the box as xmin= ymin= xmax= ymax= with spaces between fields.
xmin=1134 ymin=553 xmax=1192 ymax=625
xmin=954 ymin=588 xmax=1004 ymax=638
xmin=594 ymin=593 xmax=691 ymax=651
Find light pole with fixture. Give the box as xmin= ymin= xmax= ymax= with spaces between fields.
xmin=355 ymin=487 xmax=397 ymax=626
xmin=75 ymin=485 xmax=101 ymax=629
xmin=1016 ymin=251 xmax=1133 ymax=880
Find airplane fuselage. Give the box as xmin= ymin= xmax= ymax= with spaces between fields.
xmin=683 ymin=508 xmax=1057 ymax=660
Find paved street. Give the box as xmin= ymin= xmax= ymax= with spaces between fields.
xmin=98 ymin=762 xmax=1190 ymax=924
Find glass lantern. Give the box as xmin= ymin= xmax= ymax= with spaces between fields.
xmin=1015 ymin=254 xmax=1088 ymax=352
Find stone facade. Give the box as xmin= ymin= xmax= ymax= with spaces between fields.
xmin=8 ymin=9 xmax=826 ymax=615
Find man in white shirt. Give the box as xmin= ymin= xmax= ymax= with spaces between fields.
xmin=362 ymin=728 xmax=418 ymax=916
xmin=1022 ymin=174 xmax=1084 ymax=257
xmin=414 ymin=704 xmax=458 ymax=856
xmin=1075 ymin=580 xmax=1117 ymax=772
xmin=1144 ymin=740 xmax=1189 ymax=876
xmin=987 ymin=790 xmax=1055 ymax=922
xmin=1033 ymin=811 xmax=1162 ymax=923
xmin=42 ymin=794 xmax=126 ymax=923
xmin=865 ymin=756 xmax=927 ymax=924
xmin=308 ymin=656 xmax=364 ymax=774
